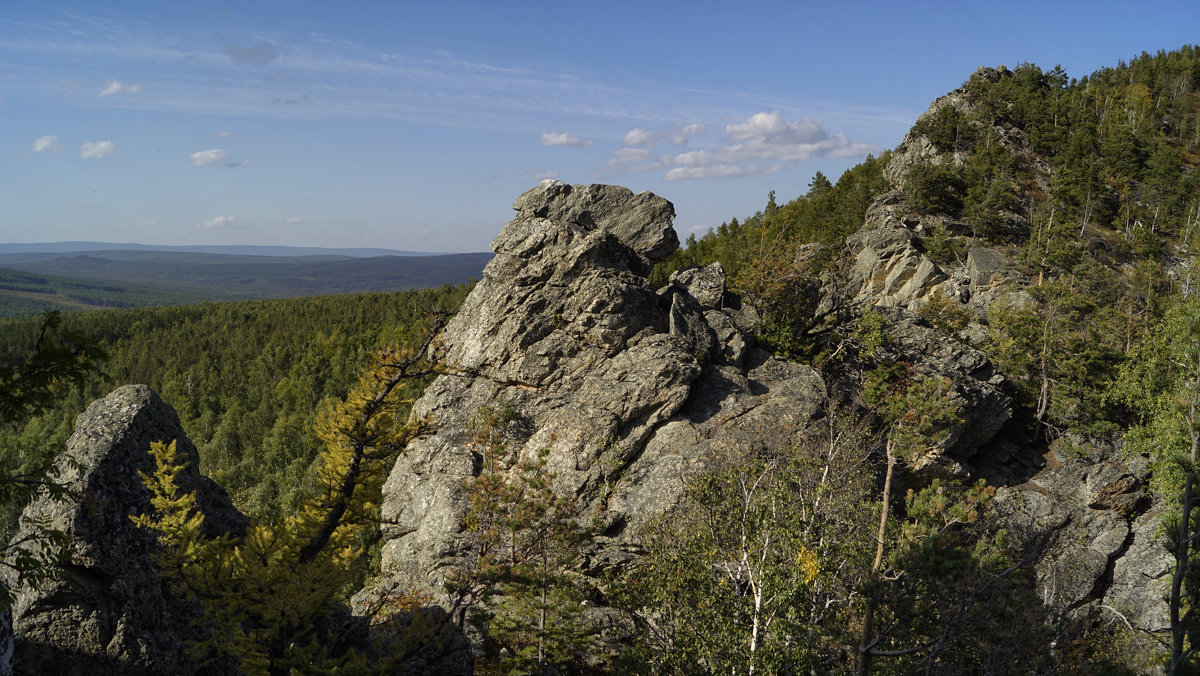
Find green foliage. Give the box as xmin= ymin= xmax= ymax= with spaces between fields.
xmin=961 ymin=135 xmax=1020 ymax=238
xmin=610 ymin=406 xmax=877 ymax=674
xmin=0 ymin=286 xmax=472 ymax=534
xmin=651 ymin=153 xmax=889 ymax=290
xmin=917 ymin=289 xmax=972 ymax=335
xmin=133 ymin=326 xmax=443 ymax=674
xmin=919 ymin=223 xmax=966 ymax=265
xmin=912 ymin=104 xmax=977 ymax=153
xmin=985 ymin=278 xmax=1126 ymax=441
xmin=449 ymin=404 xmax=591 ymax=674
xmin=904 ymin=161 xmax=967 ymax=215
xmin=873 ymin=480 xmax=1051 ymax=674
xmin=1112 ymin=297 xmax=1200 ymax=671
xmin=613 ymin=400 xmax=1044 ymax=674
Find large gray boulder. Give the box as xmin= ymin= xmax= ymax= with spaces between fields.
xmin=5 ymin=385 xmax=245 ymax=675
xmin=869 ymin=307 xmax=1010 ymax=471
xmin=374 ymin=183 xmax=827 ymax=608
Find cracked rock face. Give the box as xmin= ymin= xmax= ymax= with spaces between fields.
xmin=5 ymin=384 xmax=245 ymax=675
xmin=994 ymin=441 xmax=1169 ymax=640
xmin=376 ymin=183 xmax=827 ymax=601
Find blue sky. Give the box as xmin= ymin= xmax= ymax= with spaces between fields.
xmin=1 ymin=1 xmax=1197 ymax=253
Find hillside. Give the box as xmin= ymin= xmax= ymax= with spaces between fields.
xmin=5 ymin=47 xmax=1200 ymax=674
xmin=0 ymin=249 xmax=492 ymax=316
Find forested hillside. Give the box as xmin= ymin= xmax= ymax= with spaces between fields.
xmin=0 ymin=285 xmax=470 ymax=533
xmin=657 ymin=47 xmax=1200 ymax=442
xmin=631 ymin=47 xmax=1200 ymax=672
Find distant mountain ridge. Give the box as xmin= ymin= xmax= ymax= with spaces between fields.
xmin=0 ymin=241 xmax=439 ymax=257
xmin=0 ymin=248 xmax=493 ymax=316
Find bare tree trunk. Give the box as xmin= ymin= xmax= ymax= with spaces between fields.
xmin=855 ymin=441 xmax=896 ymax=676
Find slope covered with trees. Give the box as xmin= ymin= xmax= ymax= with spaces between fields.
xmin=0 ymin=285 xmax=471 ymax=537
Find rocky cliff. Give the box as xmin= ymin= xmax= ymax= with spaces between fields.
xmin=845 ymin=76 xmax=1172 ymax=648
xmin=367 ymin=181 xmax=1019 ymax=649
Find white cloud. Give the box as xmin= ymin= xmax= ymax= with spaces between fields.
xmin=32 ymin=135 xmax=61 ymax=152
xmin=532 ymin=170 xmax=559 ymax=181
xmin=78 ymin=140 xmax=115 ymax=159
xmin=610 ymin=148 xmax=653 ymax=164
xmin=664 ymin=163 xmax=783 ymax=181
xmin=189 ymin=148 xmax=248 ymax=167
xmin=621 ymin=122 xmax=705 ymax=149
xmin=718 ymin=111 xmax=875 ymax=162
xmin=670 ymin=122 xmax=707 ymax=145
xmin=136 ymin=219 xmax=159 ymax=227
xmin=594 ymin=147 xmax=660 ymax=178
xmin=199 ymin=215 xmax=237 ymax=230
xmin=98 ymin=79 xmax=140 ymax=96
xmin=621 ymin=128 xmax=657 ymax=146
xmin=653 ymin=111 xmax=877 ymax=181
xmin=217 ymin=130 xmax=230 ymax=137
xmin=190 ymin=148 xmax=227 ymax=166
xmin=540 ymin=131 xmax=592 ymax=148
xmin=284 ymin=217 xmax=302 ymax=225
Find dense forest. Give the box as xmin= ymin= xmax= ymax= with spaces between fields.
xmin=5 ymin=47 xmax=1200 ymax=674
xmin=0 ymin=285 xmax=471 ymax=532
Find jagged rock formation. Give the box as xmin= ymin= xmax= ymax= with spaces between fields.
xmin=840 ymin=64 xmax=1172 ymax=651
xmin=4 ymin=384 xmax=245 ymax=675
xmin=994 ymin=440 xmax=1169 ymax=637
xmin=376 ymin=181 xmax=829 ymax=597
xmin=371 ymin=181 xmax=1015 ymax=643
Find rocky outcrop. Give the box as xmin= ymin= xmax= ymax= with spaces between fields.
xmin=846 ymin=201 xmax=954 ymax=311
xmin=371 ymin=182 xmax=1015 ymax=640
xmin=5 ymin=385 xmax=245 ymax=675
xmin=869 ymin=307 xmax=1010 ymax=472
xmin=375 ymin=182 xmax=830 ymax=601
xmin=993 ymin=439 xmax=1169 ymax=646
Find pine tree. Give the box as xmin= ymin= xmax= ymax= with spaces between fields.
xmin=133 ymin=319 xmax=444 ymax=674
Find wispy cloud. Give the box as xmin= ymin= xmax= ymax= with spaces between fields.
xmin=540 ymin=132 xmax=592 ymax=148
xmin=532 ymin=170 xmax=560 ymax=181
xmin=78 ymin=140 xmax=115 ymax=159
xmin=272 ymin=94 xmax=312 ymax=106
xmin=0 ymin=12 xmax=914 ymax=144
xmin=190 ymin=148 xmax=248 ymax=167
xmin=670 ymin=122 xmax=707 ymax=145
xmin=622 ymin=128 xmax=657 ymax=146
xmin=664 ymin=163 xmax=782 ymax=181
xmin=217 ymin=130 xmax=231 ymax=137
xmin=596 ymin=147 xmax=660 ymax=177
xmin=604 ymin=111 xmax=878 ymax=181
xmin=228 ymin=41 xmax=279 ymax=67
xmin=199 ymin=215 xmax=237 ymax=230
xmin=32 ymin=135 xmax=61 ymax=152
xmin=98 ymin=79 xmax=140 ymax=96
